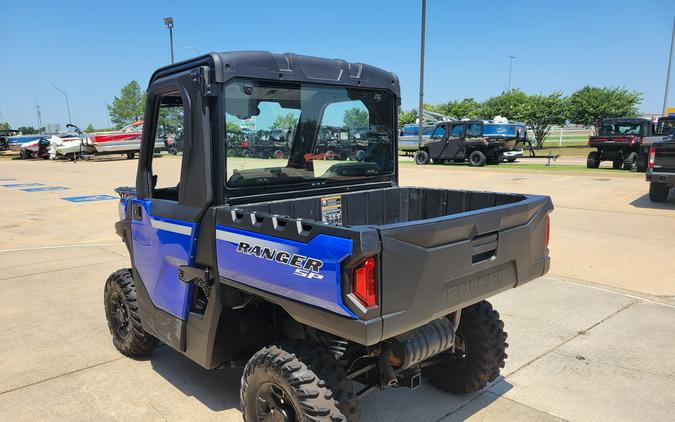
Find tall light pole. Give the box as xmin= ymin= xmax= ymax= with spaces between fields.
xmin=663 ymin=16 xmax=675 ymax=116
xmin=34 ymin=98 xmax=42 ymax=129
xmin=51 ymin=85 xmax=72 ymax=124
xmin=507 ymin=56 xmax=516 ymax=91
xmin=417 ymin=0 xmax=427 ymax=148
xmin=164 ymin=17 xmax=175 ymax=64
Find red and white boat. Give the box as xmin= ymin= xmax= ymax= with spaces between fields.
xmin=88 ymin=121 xmax=144 ymax=156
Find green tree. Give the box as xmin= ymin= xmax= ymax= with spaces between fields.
xmin=343 ymin=107 xmax=369 ymax=130
xmin=398 ymin=109 xmax=417 ymax=126
xmin=226 ymin=121 xmax=242 ymax=133
xmin=432 ymin=98 xmax=482 ymax=119
xmin=271 ymin=112 xmax=299 ymax=130
xmin=567 ymin=86 xmax=642 ymax=133
xmin=479 ymin=89 xmax=528 ymax=121
xmin=84 ymin=124 xmax=95 ymax=132
xmin=107 ymin=80 xmax=146 ymax=129
xmin=17 ymin=126 xmax=39 ymax=134
xmin=521 ymin=92 xmax=568 ymax=149
xmin=0 ymin=122 xmax=11 ymax=131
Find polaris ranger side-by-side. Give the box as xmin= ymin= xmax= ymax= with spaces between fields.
xmin=414 ymin=120 xmax=507 ymax=166
xmin=106 ymin=51 xmax=553 ymax=421
xmin=586 ymin=117 xmax=672 ymax=171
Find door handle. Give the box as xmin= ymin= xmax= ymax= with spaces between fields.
xmin=132 ymin=203 xmax=143 ymax=221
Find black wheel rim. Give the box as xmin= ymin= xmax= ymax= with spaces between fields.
xmin=109 ymin=292 xmax=130 ymax=340
xmin=255 ymin=382 xmax=297 ymax=422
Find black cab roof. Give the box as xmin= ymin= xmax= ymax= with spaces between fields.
xmin=149 ymin=51 xmax=400 ymax=98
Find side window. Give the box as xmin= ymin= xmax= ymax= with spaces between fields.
xmin=150 ymin=93 xmax=186 ymax=200
xmin=431 ymin=125 xmax=446 ymax=138
xmin=467 ymin=123 xmax=482 ymax=137
xmin=450 ymin=124 xmax=465 ymax=138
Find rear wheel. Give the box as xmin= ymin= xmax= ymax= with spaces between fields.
xmin=468 ymin=150 xmax=487 ymax=167
xmin=241 ymin=340 xmax=359 ymax=422
xmin=126 ymin=152 xmax=135 ymax=159
xmin=623 ymin=152 xmax=637 ymax=170
xmin=586 ymin=151 xmax=600 ymax=168
xmin=104 ymin=269 xmax=158 ymax=357
xmin=425 ymin=300 xmax=508 ymax=394
xmin=415 ymin=150 xmax=430 ymax=165
xmin=649 ymin=182 xmax=669 ymax=202
xmin=273 ymin=149 xmax=285 ymax=159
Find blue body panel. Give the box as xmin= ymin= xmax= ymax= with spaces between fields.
xmin=129 ymin=199 xmax=198 ymax=320
xmin=215 ymin=225 xmax=356 ymax=318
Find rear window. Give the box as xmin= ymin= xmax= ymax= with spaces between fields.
xmin=600 ymin=122 xmax=643 ymax=136
xmin=224 ymin=79 xmax=395 ymax=189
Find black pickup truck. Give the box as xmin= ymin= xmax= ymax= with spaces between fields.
xmin=647 ymin=134 xmax=675 ymax=202
xmin=105 ymin=51 xmax=553 ymax=421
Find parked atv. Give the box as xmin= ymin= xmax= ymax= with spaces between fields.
xmin=587 ymin=118 xmax=654 ymax=171
xmin=105 ymin=51 xmax=552 ymax=421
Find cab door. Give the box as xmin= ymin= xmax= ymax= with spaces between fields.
xmin=443 ymin=123 xmax=466 ymax=159
xmin=426 ymin=124 xmax=448 ymax=158
xmin=129 ymin=70 xmax=214 ymax=349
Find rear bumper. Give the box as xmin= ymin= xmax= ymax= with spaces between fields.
xmin=647 ymin=170 xmax=675 ymax=186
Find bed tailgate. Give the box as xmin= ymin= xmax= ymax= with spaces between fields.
xmin=377 ymin=194 xmax=552 ymax=339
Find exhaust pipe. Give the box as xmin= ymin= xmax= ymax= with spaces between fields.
xmin=387 ymin=317 xmax=455 ymax=371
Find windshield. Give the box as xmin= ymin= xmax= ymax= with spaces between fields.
xmin=600 ymin=122 xmax=643 ymax=136
xmin=224 ymin=79 xmax=395 ymax=189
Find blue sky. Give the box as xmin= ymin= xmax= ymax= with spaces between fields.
xmin=1 ymin=0 xmax=674 ymax=128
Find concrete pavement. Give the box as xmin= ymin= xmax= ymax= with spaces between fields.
xmin=1 ymin=157 xmax=674 ymax=421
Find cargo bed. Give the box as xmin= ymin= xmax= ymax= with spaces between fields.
xmin=215 ymin=186 xmax=552 ymax=344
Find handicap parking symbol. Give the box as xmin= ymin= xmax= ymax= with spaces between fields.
xmin=62 ymin=194 xmax=118 ymax=203
xmin=21 ymin=186 xmax=70 ymax=192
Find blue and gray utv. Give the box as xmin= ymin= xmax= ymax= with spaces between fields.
xmin=107 ymin=51 xmax=553 ymax=421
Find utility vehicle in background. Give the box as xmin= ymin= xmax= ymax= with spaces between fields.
xmin=414 ymin=120 xmax=507 ymax=166
xmin=587 ymin=117 xmax=660 ymax=171
xmin=105 ymin=51 xmax=552 ymax=421
xmin=647 ymin=133 xmax=675 ymax=202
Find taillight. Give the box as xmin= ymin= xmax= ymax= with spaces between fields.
xmin=353 ymin=257 xmax=377 ymax=308
xmin=545 ymin=214 xmax=551 ymax=248
xmin=648 ymin=146 xmax=656 ymax=169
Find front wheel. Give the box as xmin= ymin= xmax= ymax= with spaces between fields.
xmin=415 ymin=150 xmax=430 ymax=165
xmin=126 ymin=152 xmax=135 ymax=159
xmin=104 ymin=269 xmax=158 ymax=357
xmin=649 ymin=182 xmax=670 ymax=202
xmin=241 ymin=341 xmax=359 ymax=422
xmin=425 ymin=300 xmax=508 ymax=394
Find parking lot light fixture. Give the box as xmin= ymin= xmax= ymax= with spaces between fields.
xmin=51 ymin=84 xmax=72 ymax=125
xmin=163 ymin=17 xmax=175 ymax=64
